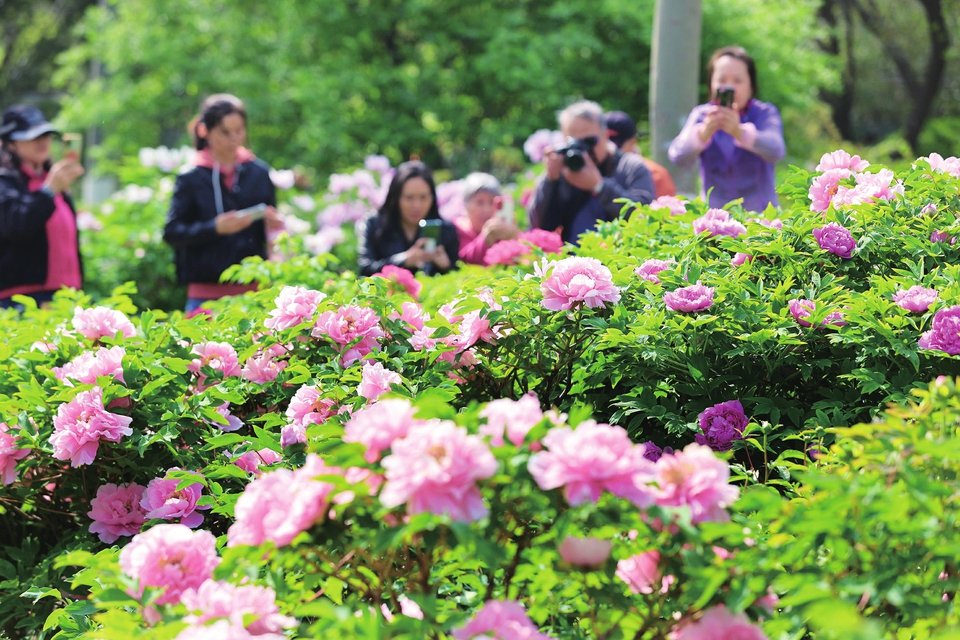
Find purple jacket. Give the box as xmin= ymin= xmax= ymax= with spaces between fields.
xmin=668 ymin=99 xmax=785 ymax=212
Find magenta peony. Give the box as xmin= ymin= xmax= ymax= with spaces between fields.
xmin=0 ymin=422 xmax=29 ymax=485
xmin=695 ymin=400 xmax=748 ymax=451
xmin=650 ymin=195 xmax=687 ymax=216
xmin=312 ymin=305 xmax=385 ymax=366
xmin=635 ymin=258 xmax=675 ymax=284
xmin=788 ymin=298 xmax=846 ymax=328
xmin=380 ymin=421 xmax=497 ymax=522
xmin=558 ymin=536 xmax=612 ymax=568
xmin=812 ymin=222 xmax=856 ymax=258
xmin=50 ymin=387 xmax=133 ymax=467
xmin=518 ymin=228 xmax=564 ymax=253
xmin=452 ymin=600 xmax=553 ymax=640
xmin=119 ymin=524 xmax=219 ymax=605
xmin=670 ymin=605 xmax=767 ymax=640
xmin=692 ymin=208 xmax=746 ymax=238
xmin=617 ymin=551 xmax=669 ymax=595
xmin=479 ymin=394 xmax=544 ymax=447
xmin=72 ymin=306 xmax=136 ymax=340
xmin=528 ymin=421 xmax=655 ymax=507
xmin=343 ymin=398 xmax=419 ymax=463
xmin=919 ymin=305 xmax=960 ymax=355
xmin=181 ymin=579 xmax=295 ymax=634
xmin=540 ymin=257 xmax=621 ymax=311
xmin=653 ymin=444 xmax=740 ymax=524
xmin=87 ymin=482 xmax=147 ymax=543
xmin=931 ymin=230 xmax=956 ymax=244
xmin=373 ymin=265 xmax=422 ymax=298
xmin=664 ymin=284 xmax=714 ymax=313
xmin=264 ymin=286 xmax=325 ymax=331
xmin=357 ymin=361 xmax=402 ymax=402
xmin=53 ymin=346 xmax=125 ymax=386
xmin=893 ymin=286 xmax=938 ymax=313
xmin=140 ymin=469 xmax=206 ymax=528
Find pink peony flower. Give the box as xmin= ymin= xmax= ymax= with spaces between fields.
xmin=815 ymin=149 xmax=869 ymax=173
xmin=919 ymin=306 xmax=960 ymax=355
xmin=670 ymin=605 xmax=767 ymax=640
xmin=812 ymin=222 xmax=856 ymax=259
xmin=140 ymin=469 xmax=206 ymax=528
xmin=227 ymin=455 xmax=340 ymax=547
xmin=281 ymin=384 xmax=336 ymax=447
xmin=921 ymin=153 xmax=960 ymax=178
xmin=175 ymin=620 xmax=286 ymax=640
xmin=893 ymin=286 xmax=938 ymax=313
xmin=188 ymin=341 xmax=241 ymax=379
xmin=208 ymin=402 xmax=243 ymax=433
xmin=343 ymin=398 xmax=420 ymax=463
xmin=692 ymin=208 xmax=746 ymax=238
xmin=523 ymin=129 xmax=565 ymax=163
xmin=528 ymin=421 xmax=655 ymax=507
xmin=241 ymin=344 xmax=288 ymax=383
xmin=635 ymin=258 xmax=675 ymax=284
xmin=312 ymin=305 xmax=385 ymax=366
xmin=479 ymin=394 xmax=544 ymax=447
xmin=731 ymin=252 xmax=753 ymax=266
xmin=650 ymin=195 xmax=687 ymax=216
xmin=695 ymin=400 xmax=748 ymax=452
xmin=788 ymin=298 xmax=845 ymax=328
xmin=749 ymin=217 xmax=783 ymax=230
xmin=653 ymin=443 xmax=740 ymax=524
xmin=518 ymin=228 xmax=564 ymax=253
xmin=931 ymin=230 xmax=956 ymax=245
xmin=921 ymin=203 xmax=938 ymax=216
xmin=119 ymin=524 xmax=219 ymax=605
xmin=617 ymin=551 xmax=671 ymax=595
xmin=264 ymin=286 xmax=325 ymax=331
xmin=391 ymin=301 xmax=427 ymax=331
xmin=365 ymin=154 xmax=392 ymax=175
xmin=380 ymin=421 xmax=497 ymax=522
xmin=72 ymin=306 xmax=136 ymax=340
xmin=453 ymin=600 xmax=553 ymax=640
xmin=0 ymin=423 xmax=29 ymax=485
xmin=50 ymin=387 xmax=133 ymax=467
xmin=53 ymin=346 xmax=125 ymax=385
xmin=540 ymin=257 xmax=621 ymax=311
xmin=233 ymin=448 xmax=282 ymax=475
xmin=808 ymin=168 xmax=850 ymax=212
xmin=664 ymin=284 xmax=714 ymax=313
xmin=181 ymin=579 xmax=295 ymax=634
xmin=357 ymin=361 xmax=402 ymax=402
xmin=558 ymin=536 xmax=612 ymax=568
xmin=485 ymin=239 xmax=530 ymax=266
xmin=373 ymin=265 xmax=422 ymax=298
xmin=87 ymin=482 xmax=147 ymax=543
xmin=832 ymin=169 xmax=902 ymax=207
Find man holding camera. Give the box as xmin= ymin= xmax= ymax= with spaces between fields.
xmin=528 ymin=100 xmax=654 ymax=245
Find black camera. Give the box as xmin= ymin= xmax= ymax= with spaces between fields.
xmin=555 ymin=136 xmax=597 ymax=172
xmin=716 ymin=86 xmax=735 ymax=109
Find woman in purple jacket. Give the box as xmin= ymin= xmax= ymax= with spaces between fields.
xmin=668 ymin=46 xmax=785 ymax=212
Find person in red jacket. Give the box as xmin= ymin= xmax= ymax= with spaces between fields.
xmin=605 ymin=110 xmax=676 ymax=198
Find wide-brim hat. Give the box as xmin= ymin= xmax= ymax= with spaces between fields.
xmin=0 ymin=105 xmax=60 ymax=141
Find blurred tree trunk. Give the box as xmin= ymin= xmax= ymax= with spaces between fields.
xmin=817 ymin=0 xmax=857 ymax=140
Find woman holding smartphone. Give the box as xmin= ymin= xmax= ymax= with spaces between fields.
xmin=357 ymin=160 xmax=458 ymax=276
xmin=668 ymin=46 xmax=785 ymax=212
xmin=0 ymin=104 xmax=85 ymax=310
xmin=163 ymin=94 xmax=283 ymax=312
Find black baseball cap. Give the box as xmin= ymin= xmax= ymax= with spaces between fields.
xmin=605 ymin=111 xmax=637 ymax=148
xmin=0 ymin=105 xmax=60 ymax=142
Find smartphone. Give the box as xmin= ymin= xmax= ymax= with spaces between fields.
xmin=236 ymin=203 xmax=268 ymax=221
xmin=419 ymin=218 xmax=443 ymax=252
xmin=61 ymin=133 xmax=83 ymax=162
xmin=716 ymin=86 xmax=735 ymax=109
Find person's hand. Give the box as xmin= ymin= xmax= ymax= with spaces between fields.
xmin=44 ymin=158 xmax=84 ymax=194
xmin=215 ymin=210 xmax=256 ymax=235
xmin=400 ymin=238 xmax=431 ymax=269
xmin=563 ymin=152 xmax=603 ymax=194
xmin=543 ymin=147 xmax=565 ymax=181
xmin=430 ymin=244 xmax=451 ymax=271
xmin=714 ymin=104 xmax=742 ymax=139
xmin=481 ymin=217 xmax=518 ymax=245
xmin=264 ymin=206 xmax=285 ymax=232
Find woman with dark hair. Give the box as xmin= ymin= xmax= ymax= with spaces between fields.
xmin=0 ymin=104 xmax=85 ymax=310
xmin=357 ymin=160 xmax=458 ymax=276
xmin=668 ymin=45 xmax=785 ymax=212
xmin=163 ymin=93 xmax=283 ymax=312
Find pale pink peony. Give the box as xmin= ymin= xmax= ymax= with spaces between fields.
xmin=528 ymin=421 xmax=655 ymax=507
xmin=921 ymin=153 xmax=960 ymax=178
xmin=485 ymin=239 xmax=530 ymax=266
xmin=808 ymin=168 xmax=850 ymax=212
xmin=919 ymin=306 xmax=960 ymax=355
xmin=365 ymin=154 xmax=392 ymax=175
xmin=558 ymin=536 xmax=612 ymax=568
xmin=653 ymin=443 xmax=740 ymax=524
xmin=87 ymin=482 xmax=147 ymax=543
xmin=312 ymin=305 xmax=385 ymax=366
xmin=373 ymin=265 xmax=422 ymax=298
xmin=893 ymin=286 xmax=938 ymax=313
xmin=175 ymin=620 xmax=286 ymax=640
xmin=617 ymin=551 xmax=669 ymax=595
xmin=815 ymin=149 xmax=869 ymax=173
xmin=72 ymin=306 xmax=136 ymax=340
xmin=812 ymin=222 xmax=856 ymax=259
xmin=664 ymin=284 xmax=714 ymax=313
xmin=670 ymin=604 xmax=767 ymax=640
xmin=227 ymin=455 xmax=340 ymax=547
xmin=241 ymin=344 xmax=288 ymax=383
xmin=832 ymin=169 xmax=902 ymax=207
xmin=635 ymin=258 xmax=675 ymax=284
xmin=140 ymin=469 xmax=206 ymax=528
xmin=188 ymin=341 xmax=241 ymax=379
xmin=343 ymin=398 xmax=420 ymax=463
xmin=53 ymin=346 xmax=125 ymax=385
xmin=788 ymin=298 xmax=845 ymax=328
xmin=479 ymin=394 xmax=544 ymax=447
xmin=519 ymin=228 xmax=564 ymax=253
xmin=380 ymin=421 xmax=497 ymax=522
xmin=269 ymin=169 xmax=296 ymax=190
xmin=452 ymin=600 xmax=553 ymax=640
xmin=50 ymin=387 xmax=133 ymax=467
xmin=281 ymin=384 xmax=337 ymax=447
xmin=264 ymin=286 xmax=325 ymax=331
xmin=119 ymin=524 xmax=219 ymax=605
xmin=233 ymin=448 xmax=282 ymax=475
xmin=0 ymin=422 xmax=29 ymax=485
xmin=357 ymin=361 xmax=402 ymax=401
xmin=692 ymin=208 xmax=746 ymax=238
xmin=650 ymin=195 xmax=687 ymax=216
xmin=524 ymin=128 xmax=565 ymax=163
xmin=540 ymin=257 xmax=620 ymax=311
xmin=181 ymin=579 xmax=295 ymax=634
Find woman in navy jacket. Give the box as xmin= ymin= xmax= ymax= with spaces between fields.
xmin=163 ymin=94 xmax=283 ymax=312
